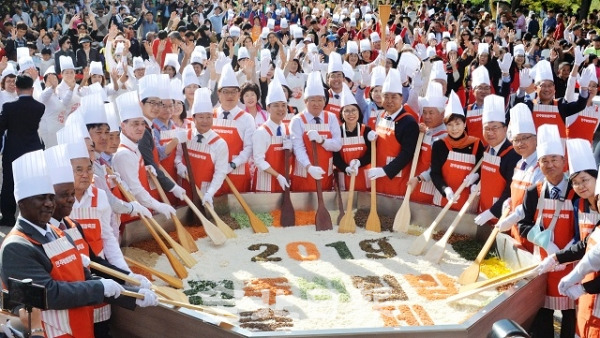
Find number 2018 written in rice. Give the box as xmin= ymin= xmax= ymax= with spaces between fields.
xmin=248 ymin=237 xmax=397 ymax=262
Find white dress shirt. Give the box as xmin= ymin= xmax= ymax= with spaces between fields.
xmin=290 ymin=110 xmax=342 ymax=169
xmin=252 ymin=119 xmax=287 ymax=172
xmin=214 ymin=106 xmax=255 ymax=168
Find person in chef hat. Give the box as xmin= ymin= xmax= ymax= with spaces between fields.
xmin=289 ymin=71 xmax=342 ymax=192
xmin=333 ymin=83 xmax=373 ymax=192
xmin=359 ymin=39 xmax=373 ymax=64
xmin=464 ymin=42 xmax=502 ymax=103
xmin=517 ymin=124 xmax=576 ymax=338
xmin=564 ymin=63 xmax=600 ymax=144
xmin=181 ymin=64 xmax=201 ymax=112
xmin=38 ymin=66 xmax=68 ymax=148
xmin=324 ymin=52 xmax=345 ymax=124
xmin=429 ymin=90 xmax=483 ymax=211
xmin=494 ymin=103 xmax=542 ymax=252
xmin=407 ymin=82 xmax=448 ymax=205
xmin=0 ymin=63 xmax=18 ymax=106
xmin=251 ymin=77 xmax=294 ymax=193
xmin=473 ymin=95 xmax=520 ymax=227
xmin=356 ymin=66 xmax=385 ymax=130
xmin=55 ymin=55 xmax=81 ymax=114
xmin=162 ymin=53 xmax=181 ymax=79
xmin=366 ymin=68 xmax=419 ymax=197
xmin=464 ymin=66 xmax=492 ymax=144
xmin=173 ymin=88 xmax=229 ymax=207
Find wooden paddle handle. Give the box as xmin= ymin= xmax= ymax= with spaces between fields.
xmin=89 ymin=261 xmax=140 ymax=286
xmin=124 ymin=256 xmax=184 ymax=289
xmin=461 ymin=264 xmax=539 ymax=293
xmin=439 ymin=192 xmax=478 ymax=243
xmin=408 ymin=132 xmax=425 ymax=180
xmin=147 ymin=169 xmax=171 ymax=206
xmin=224 ymin=176 xmax=252 ymax=215
xmin=311 ymin=141 xmax=324 ymax=192
xmin=449 ymin=269 xmax=538 ymax=303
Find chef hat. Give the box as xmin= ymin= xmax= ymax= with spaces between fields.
xmin=386 ymin=48 xmax=398 ymax=63
xmin=307 ymin=43 xmax=318 ymax=54
xmin=117 ymin=90 xmax=144 ymax=122
xmin=267 ymin=18 xmax=275 ymax=29
xmin=57 ymin=117 xmax=90 ymax=160
xmin=342 ymin=61 xmax=354 ymax=80
xmin=229 ymin=26 xmax=241 ymax=37
xmin=444 ymin=90 xmax=464 ymax=119
xmin=365 ymin=14 xmax=373 ymax=23
xmin=446 ymin=41 xmax=458 ymax=53
xmin=139 ymin=74 xmax=161 ymax=100
xmin=327 ymin=52 xmax=344 ymax=74
xmin=382 ymin=68 xmax=402 ymax=94
xmin=442 ymin=31 xmax=451 ymax=39
xmin=81 ymin=93 xmax=108 ymax=125
xmin=304 ymin=71 xmax=325 ymax=98
xmin=513 ymin=44 xmax=526 ymax=56
xmin=133 ymin=56 xmax=145 ymax=71
xmin=86 ymin=82 xmax=108 ymax=102
xmin=534 ymin=60 xmax=554 ymax=84
xmin=167 ymin=78 xmax=184 ymax=102
xmin=238 ymin=47 xmax=250 ymax=60
xmin=44 ymin=144 xmax=74 ymax=185
xmin=371 ymin=66 xmax=386 ymax=87
xmin=292 ymin=25 xmax=303 ymax=39
xmin=155 ymin=74 xmax=171 ymax=100
xmin=509 ymin=103 xmax=536 ymax=136
xmin=218 ymin=63 xmax=239 ymax=89
xmin=567 ymin=138 xmax=596 ymax=174
xmin=163 ymin=53 xmax=180 ymax=73
xmin=145 ymin=60 xmax=160 ymax=75
xmin=350 ymin=18 xmax=356 ymax=27
xmin=477 ymin=42 xmax=490 ymax=55
xmin=190 ymin=52 xmax=204 ymax=65
xmin=89 ymin=61 xmax=104 ymax=76
xmin=347 ymin=41 xmax=359 ymax=54
xmin=422 ymin=82 xmax=446 ymax=110
xmin=64 ymin=139 xmax=90 ymax=160
xmin=360 ymin=39 xmax=371 ymax=52
xmin=260 ymin=49 xmax=271 ymax=62
xmin=191 ymin=87 xmax=213 ymax=114
xmin=13 ymin=150 xmax=54 ymax=202
xmin=16 ymin=47 xmax=29 ymax=63
xmin=1 ymin=64 xmax=16 ymax=80
xmin=370 ymin=32 xmax=381 ymax=42
xmin=427 ymin=32 xmax=436 ymax=41
xmin=114 ymin=42 xmax=125 ymax=55
xmin=18 ymin=56 xmax=35 ymax=72
xmin=583 ymin=64 xmax=599 ymax=85
xmin=482 ymin=95 xmax=506 ymax=124
xmin=59 ymin=55 xmax=75 ymax=72
xmin=537 ymin=124 xmax=564 ymax=157
xmin=182 ymin=64 xmax=200 ymax=88
xmin=281 ymin=18 xmax=288 ymax=28
xmin=266 ymin=77 xmax=287 ymax=106
xmin=105 ymin=101 xmax=120 ymax=132
xmin=430 ymin=60 xmax=447 ymax=82
xmin=260 ymin=27 xmax=270 ymax=40
xmin=471 ymin=66 xmax=490 ymax=87
xmin=340 ymin=82 xmax=357 ymax=107
xmin=43 ymin=66 xmax=56 ymax=77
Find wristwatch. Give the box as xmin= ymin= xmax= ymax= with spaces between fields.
xmin=229 ymin=162 xmax=237 ymax=170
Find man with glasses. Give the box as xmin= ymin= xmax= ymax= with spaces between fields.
xmin=151 ymin=87 xmax=180 ymax=185
xmin=324 ymin=52 xmax=345 ymax=124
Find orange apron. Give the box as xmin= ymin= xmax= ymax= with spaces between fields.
xmin=69 ymin=186 xmax=103 ymax=257
xmin=578 ymin=199 xmax=600 ymax=242
xmin=403 ymin=104 xmax=419 ymax=122
xmin=324 ymin=89 xmax=342 ymax=125
xmin=338 ymin=124 xmax=369 ymax=192
xmin=185 ymin=135 xmax=220 ymax=194
xmin=576 ymin=227 xmax=600 ymax=338
xmin=433 ymin=137 xmax=479 ymax=211
xmin=212 ymin=110 xmax=251 ymax=194
xmin=566 ymin=105 xmax=600 ymax=144
xmin=253 ymin=125 xmax=290 ymax=192
xmin=374 ymin=111 xmax=413 ymax=196
xmin=532 ymin=183 xmax=576 ymax=311
xmin=410 ymin=130 xmax=447 ymax=204
xmin=291 ymin=113 xmax=334 ymax=192
xmin=63 ymin=217 xmax=89 ymax=255
xmin=466 ymin=104 xmax=486 ymax=147
xmin=10 ymin=228 xmax=94 ymax=338
xmin=532 ymin=100 xmax=566 ymax=138
xmin=479 ymin=145 xmax=514 ymax=220
xmin=510 ymin=162 xmax=540 ymax=253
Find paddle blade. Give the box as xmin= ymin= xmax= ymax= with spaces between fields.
xmin=393 ymin=197 xmax=411 ymax=233
xmin=153 ymin=286 xmax=189 ymax=303
xmin=338 ymin=213 xmax=356 ymax=233
xmin=249 ymin=215 xmax=269 ymax=233
xmin=315 ymin=205 xmax=333 ymax=231
xmin=408 ymin=233 xmax=429 ymax=256
xmin=365 ymin=209 xmax=381 ymax=233
xmin=424 ymin=242 xmax=446 ymax=264
xmin=280 ymin=191 xmax=296 ymax=227
xmin=458 ymin=262 xmax=481 ymax=285
xmin=173 ymin=216 xmax=200 ymax=253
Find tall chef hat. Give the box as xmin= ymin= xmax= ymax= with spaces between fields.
xmin=57 ymin=118 xmax=90 ymax=160
xmin=105 ymin=101 xmax=120 ymax=132
xmin=218 ymin=63 xmax=240 ymax=89
xmin=117 ymin=91 xmax=144 ymax=122
xmin=170 ymin=78 xmax=185 ymax=102
xmin=59 ymin=55 xmax=75 ymax=72
xmin=139 ymin=74 xmax=161 ymax=100
xmin=567 ymin=138 xmax=596 ymax=175
xmin=509 ymin=103 xmax=536 ymax=136
xmin=382 ymin=68 xmax=402 ymax=94
xmin=359 ymin=39 xmax=371 ymax=52
xmin=347 ymin=41 xmax=359 ymax=54
xmin=304 ymin=71 xmax=325 ymax=98
xmin=370 ymin=66 xmax=386 ymax=87
xmin=482 ymin=95 xmax=506 ymax=124
xmin=266 ymin=77 xmax=287 ymax=106
xmin=471 ymin=66 xmax=490 ymax=87
xmin=43 ymin=66 xmax=56 ymax=77
xmin=44 ymin=144 xmax=74 ymax=185
xmin=13 ymin=150 xmax=54 ymax=202
xmin=370 ymin=32 xmax=381 ymax=42
xmin=534 ymin=60 xmax=554 ymax=84
xmin=89 ymin=61 xmax=104 ymax=76
xmin=191 ymin=87 xmax=213 ymax=114
xmin=513 ymin=44 xmax=526 ymax=56
xmin=446 ymin=41 xmax=458 ymax=53
xmin=444 ymin=90 xmax=464 ymax=119
xmin=478 ymin=42 xmax=490 ymax=55
xmin=133 ymin=56 xmax=145 ymax=71
xmin=340 ymin=82 xmax=357 ymax=107
xmin=238 ymin=46 xmax=250 ymax=60
xmin=327 ymin=52 xmax=344 ymax=74
xmin=430 ymin=60 xmax=447 ymax=82
xmin=386 ymin=48 xmax=398 ymax=63
xmin=342 ymin=61 xmax=354 ymax=80
xmin=16 ymin=47 xmax=29 ymax=63
xmin=81 ymin=92 xmax=108 ymax=125
xmin=421 ymin=82 xmax=446 ymax=111
xmin=163 ymin=53 xmax=180 ymax=73
xmin=537 ymin=124 xmax=564 ymax=157
xmin=182 ymin=64 xmax=200 ymax=88
xmin=273 ymin=67 xmax=289 ymax=88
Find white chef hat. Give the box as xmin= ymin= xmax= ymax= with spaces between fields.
xmin=482 ymin=95 xmax=506 ymax=124
xmin=371 ymin=66 xmax=386 ymax=87
xmin=266 ymin=77 xmax=287 ymax=106
xmin=44 ymin=144 xmax=74 ymax=185
xmin=513 ymin=44 xmax=526 ymax=56
xmin=61 ymin=111 xmax=90 ymax=144
xmin=442 ymin=31 xmax=451 ymax=39
xmin=114 ymin=42 xmax=125 ymax=55
xmin=327 ymin=52 xmax=344 ymax=74
xmin=1 ymin=63 xmax=16 ymax=80
xmin=421 ymin=82 xmax=446 ymax=111
xmin=18 ymin=56 xmax=35 ymax=72
xmin=370 ymin=32 xmax=381 ymax=42
xmin=191 ymin=87 xmax=213 ymax=114
xmin=139 ymin=74 xmax=161 ymax=100
xmin=340 ymin=82 xmax=357 ymax=107
xmin=382 ymin=68 xmax=402 ymax=94
xmin=59 ymin=55 xmax=75 ymax=72
xmin=229 ymin=26 xmax=241 ymax=37
xmin=169 ymin=78 xmax=185 ymax=102
xmin=342 ymin=61 xmax=354 ymax=80
xmin=105 ymin=101 xmax=120 ymax=132
xmin=267 ymin=18 xmax=275 ymax=29
xmin=478 ymin=42 xmax=490 ymax=55
xmin=359 ymin=39 xmax=371 ymax=52
xmin=386 ymin=48 xmax=398 ymax=63
xmin=43 ymin=66 xmax=56 ymax=77
xmin=446 ymin=41 xmax=458 ymax=53
xmin=16 ymin=47 xmax=29 ymax=63
xmin=89 ymin=61 xmax=104 ymax=76
xmin=260 ymin=27 xmax=270 ymax=40
xmin=426 ymin=46 xmax=437 ymax=58
xmin=292 ymin=25 xmax=303 ymax=39
xmin=182 ymin=64 xmax=200 ymax=88
xmin=509 ymin=103 xmax=536 ymax=136
xmin=163 ymin=53 xmax=180 ymax=73
xmin=583 ymin=64 xmax=599 ymax=85
xmin=281 ymin=18 xmax=288 ymax=28
xmin=238 ymin=46 xmax=250 ymax=60
xmin=81 ymin=93 xmax=108 ymax=125
xmin=537 ymin=124 xmax=564 ymax=157
xmin=117 ymin=90 xmax=144 ymax=122
xmin=304 ymin=71 xmax=325 ymax=98
xmin=260 ymin=49 xmax=271 ymax=62
xmin=444 ymin=90 xmax=464 ymax=119
xmin=145 ymin=60 xmax=160 ymax=75
xmin=534 ymin=60 xmax=554 ymax=84
xmin=347 ymin=41 xmax=359 ymax=54
xmin=156 ymin=74 xmax=171 ymax=100
xmin=430 ymin=60 xmax=447 ymax=82
xmin=272 ymin=68 xmax=288 ymax=89
xmin=13 ymin=150 xmax=54 ymax=202
xmin=218 ymin=63 xmax=239 ymax=89
xmin=471 ymin=66 xmax=490 ymax=87
xmin=567 ymin=138 xmax=596 ymax=174
xmin=133 ymin=56 xmax=145 ymax=71
xmin=86 ymin=82 xmax=108 ymax=102
xmin=427 ymin=32 xmax=436 ymax=41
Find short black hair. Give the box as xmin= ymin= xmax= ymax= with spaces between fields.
xmin=16 ymin=75 xmax=34 ymax=89
xmin=86 ymin=123 xmax=110 ymax=131
xmin=444 ymin=113 xmax=466 ymax=124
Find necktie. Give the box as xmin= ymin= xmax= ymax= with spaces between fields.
xmin=550 ymin=186 xmax=560 ymax=200
xmin=276 ymin=126 xmax=282 ymax=136
xmin=44 ymin=231 xmax=55 ymax=242
xmin=222 ymin=111 xmax=230 ymax=119
xmin=385 ymin=116 xmax=392 ymax=121
xmin=196 ymin=134 xmax=203 ymax=143
xmin=59 ymin=221 xmax=67 ymax=230
xmin=314 ymin=116 xmax=321 ymax=124
xmin=520 ymin=161 xmax=527 ymax=170
xmin=334 ymin=94 xmax=340 ymax=99
xmin=490 ymin=148 xmax=496 ymax=156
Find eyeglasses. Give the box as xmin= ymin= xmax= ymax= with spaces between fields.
xmin=74 ymin=167 xmax=93 ymax=176
xmin=475 ymin=85 xmax=491 ymax=91
xmin=145 ymin=101 xmax=161 ymax=107
xmin=220 ymin=89 xmax=239 ymax=95
xmin=572 ymin=177 xmax=592 ymax=188
xmin=483 ymin=125 xmax=504 ymax=133
xmin=512 ymin=135 xmax=534 ymax=144
xmin=162 ymin=104 xmax=175 ymax=109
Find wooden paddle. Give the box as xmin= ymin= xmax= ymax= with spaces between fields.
xmin=311 ymin=141 xmax=332 ymax=231
xmin=338 ymin=172 xmax=356 ymax=233
xmin=393 ymin=132 xmax=424 ymax=233
xmin=145 ymin=215 xmax=197 ymax=269
xmin=460 ymin=264 xmax=539 ymax=293
xmin=147 ymin=169 xmax=199 ymax=253
xmin=408 ymin=158 xmax=484 ymax=256
xmin=280 ymin=148 xmax=295 ymax=227
xmin=366 ymin=139 xmax=381 ymax=232
xmin=424 ymin=190 xmax=479 ymax=264
xmin=182 ymin=195 xmax=227 ymax=245
xmin=333 ymin=170 xmax=345 ymax=225
xmin=224 ymin=176 xmax=268 ymax=233
xmin=459 ymin=228 xmax=500 ymax=285
xmin=189 ymin=185 xmax=236 ymax=238
xmin=124 ymin=256 xmax=184 ymax=289
xmin=379 ymin=4 xmax=392 ymax=62
xmin=180 ymin=143 xmax=206 ymax=215
xmin=120 ymin=290 xmax=238 ymax=319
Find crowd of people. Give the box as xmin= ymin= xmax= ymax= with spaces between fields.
xmin=1 ymin=0 xmax=600 ymax=336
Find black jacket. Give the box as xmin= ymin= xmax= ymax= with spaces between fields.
xmin=0 ymin=96 xmax=45 ymax=161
